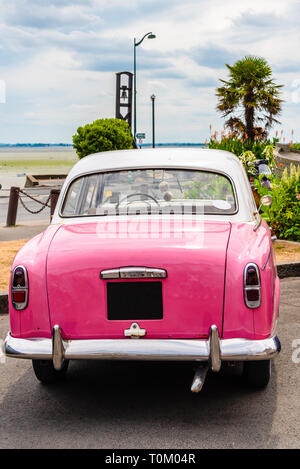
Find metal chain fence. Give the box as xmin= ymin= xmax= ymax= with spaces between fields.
xmin=6 ymin=186 xmax=60 ymax=226
xmin=18 ymin=188 xmax=51 ymax=215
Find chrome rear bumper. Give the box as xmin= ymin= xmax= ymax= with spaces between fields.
xmin=4 ymin=325 xmax=281 ymax=371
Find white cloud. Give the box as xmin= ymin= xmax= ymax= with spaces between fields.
xmin=0 ymin=0 xmax=299 ymax=142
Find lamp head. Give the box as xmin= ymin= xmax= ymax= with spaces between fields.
xmin=148 ymin=33 xmax=156 ymax=39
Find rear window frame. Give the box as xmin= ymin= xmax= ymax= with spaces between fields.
xmin=59 ymin=167 xmax=239 ymax=218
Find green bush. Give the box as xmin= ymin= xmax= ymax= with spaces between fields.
xmin=73 ymin=118 xmax=134 ymax=159
xmin=255 ymin=164 xmax=300 ymax=241
xmin=290 ymin=143 xmax=300 ymax=151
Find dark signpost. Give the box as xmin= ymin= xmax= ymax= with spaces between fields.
xmin=115 ymin=71 xmax=133 ymax=129
xmin=115 ymin=71 xmax=137 ymax=148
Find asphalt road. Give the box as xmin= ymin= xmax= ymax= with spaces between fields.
xmin=0 ymin=277 xmax=299 ymax=449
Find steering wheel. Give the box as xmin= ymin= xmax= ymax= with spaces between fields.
xmin=116 ymin=193 xmax=160 ymax=209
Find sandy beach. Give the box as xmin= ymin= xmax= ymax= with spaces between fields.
xmin=0 ymin=147 xmax=78 ymax=190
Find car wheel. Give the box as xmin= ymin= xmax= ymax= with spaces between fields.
xmin=242 ymin=359 xmax=271 ymax=388
xmin=32 ymin=359 xmax=69 ymax=384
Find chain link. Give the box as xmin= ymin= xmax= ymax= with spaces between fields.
xmin=18 ymin=189 xmax=51 ymax=214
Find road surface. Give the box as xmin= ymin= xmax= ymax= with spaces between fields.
xmin=0 ymin=277 xmax=299 ymax=449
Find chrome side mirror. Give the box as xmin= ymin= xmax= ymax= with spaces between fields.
xmin=260 ymin=195 xmax=273 ymax=207
xmin=258 ymin=195 xmax=273 ymax=213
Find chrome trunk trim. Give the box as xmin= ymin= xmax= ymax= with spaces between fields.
xmin=100 ymin=267 xmax=167 ymax=280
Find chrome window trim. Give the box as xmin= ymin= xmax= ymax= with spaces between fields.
xmin=59 ymin=168 xmax=239 ymax=219
xmin=11 ymin=265 xmax=29 ymax=310
xmin=243 ymin=262 xmax=261 ymax=309
xmin=262 ymin=247 xmax=272 ymax=271
xmin=253 ymin=215 xmax=262 ymax=232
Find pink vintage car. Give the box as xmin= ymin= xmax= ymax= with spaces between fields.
xmin=4 ymin=148 xmax=280 ymax=392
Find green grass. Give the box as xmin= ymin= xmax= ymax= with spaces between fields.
xmin=0 ymin=159 xmax=76 ymax=169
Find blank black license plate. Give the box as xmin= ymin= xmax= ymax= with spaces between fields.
xmin=107 ymin=281 xmax=163 ymax=320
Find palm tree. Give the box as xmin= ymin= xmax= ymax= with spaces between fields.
xmin=216 ymin=56 xmax=283 ymax=140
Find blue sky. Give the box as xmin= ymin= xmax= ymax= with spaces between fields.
xmin=0 ymin=0 xmax=300 ymax=144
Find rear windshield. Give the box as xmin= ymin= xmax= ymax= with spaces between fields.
xmin=61 ymin=169 xmax=237 ymax=217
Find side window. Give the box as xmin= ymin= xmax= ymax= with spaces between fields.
xmin=80 ymin=175 xmax=99 ymax=214
xmin=61 ymin=178 xmax=83 ymax=216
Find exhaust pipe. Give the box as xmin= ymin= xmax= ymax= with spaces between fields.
xmin=190 ymin=365 xmax=209 ymax=393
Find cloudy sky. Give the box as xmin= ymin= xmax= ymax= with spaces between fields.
xmin=0 ymin=0 xmax=300 ymax=144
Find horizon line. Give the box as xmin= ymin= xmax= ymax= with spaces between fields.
xmin=0 ymin=142 xmax=206 ymax=147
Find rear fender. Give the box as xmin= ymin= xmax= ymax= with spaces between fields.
xmin=9 ymin=225 xmax=60 ymax=338
xmin=223 ymin=220 xmax=276 ymax=340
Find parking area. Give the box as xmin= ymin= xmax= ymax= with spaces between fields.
xmin=0 ymin=277 xmax=299 ymax=449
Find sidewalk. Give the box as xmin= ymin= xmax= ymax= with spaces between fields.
xmin=0 ymin=219 xmax=49 ymax=241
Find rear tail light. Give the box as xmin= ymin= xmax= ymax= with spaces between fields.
xmin=11 ymin=266 xmax=28 ymax=310
xmin=244 ymin=263 xmax=261 ymax=308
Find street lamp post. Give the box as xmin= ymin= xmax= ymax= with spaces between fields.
xmin=151 ymin=94 xmax=156 ymax=148
xmin=133 ymin=32 xmax=156 ymax=141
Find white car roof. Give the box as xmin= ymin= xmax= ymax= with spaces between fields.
xmin=67 ymin=148 xmax=241 ymax=179
xmin=53 ymin=148 xmax=258 ymax=224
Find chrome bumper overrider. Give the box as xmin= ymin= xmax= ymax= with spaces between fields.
xmin=4 ymin=325 xmax=281 ymax=372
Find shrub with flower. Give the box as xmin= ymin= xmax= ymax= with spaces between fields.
xmin=255 ymin=164 xmax=300 ymax=241
xmin=239 ymin=150 xmax=256 ymax=172
xmin=208 ymin=133 xmax=278 ymax=160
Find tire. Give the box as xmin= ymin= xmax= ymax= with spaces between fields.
xmin=243 ymin=359 xmax=271 ymax=389
xmin=32 ymin=359 xmax=69 ymax=384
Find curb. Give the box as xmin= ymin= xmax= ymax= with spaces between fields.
xmin=0 ymin=292 xmax=8 ymax=315
xmin=277 ymin=262 xmax=300 ymax=279
xmin=1 ymin=262 xmax=299 ymax=315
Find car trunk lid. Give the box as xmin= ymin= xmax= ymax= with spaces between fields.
xmin=47 ymin=218 xmax=231 ymax=339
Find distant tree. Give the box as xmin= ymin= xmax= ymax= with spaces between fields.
xmin=216 ymin=56 xmax=283 ymax=140
xmin=73 ymin=118 xmax=134 ymax=159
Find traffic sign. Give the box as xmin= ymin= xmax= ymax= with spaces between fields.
xmin=136 ymin=133 xmax=146 ymax=139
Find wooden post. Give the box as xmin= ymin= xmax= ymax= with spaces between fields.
xmin=50 ymin=189 xmax=60 ymax=221
xmin=6 ymin=186 xmax=19 ymax=227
